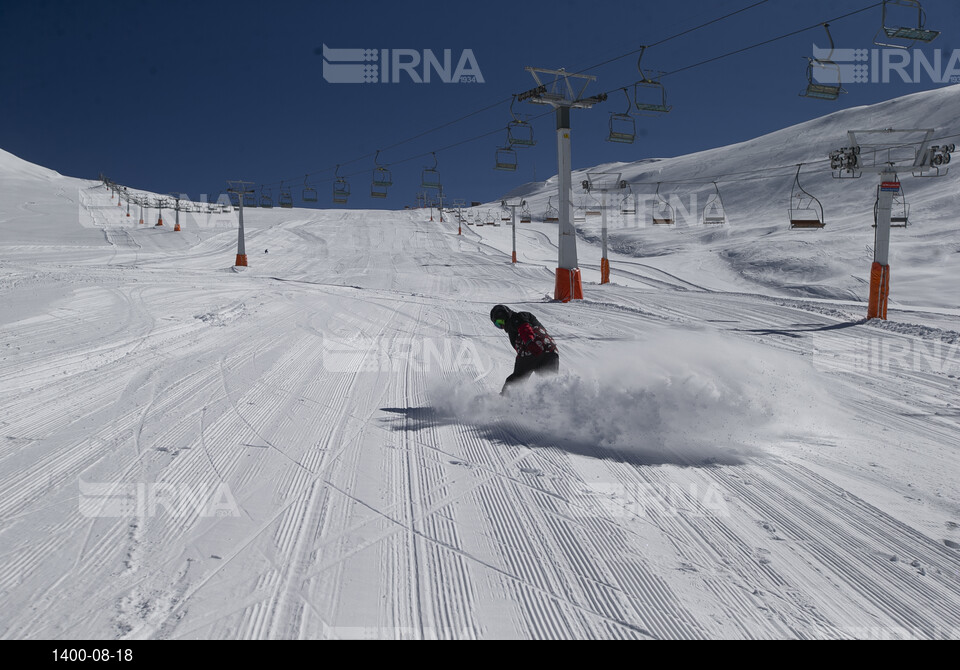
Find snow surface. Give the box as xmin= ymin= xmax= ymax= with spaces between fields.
xmin=1 ymin=87 xmax=960 ymax=640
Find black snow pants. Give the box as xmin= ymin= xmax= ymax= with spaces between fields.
xmin=502 ymin=351 xmax=560 ymax=394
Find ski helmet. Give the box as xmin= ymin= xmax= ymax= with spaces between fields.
xmin=490 ymin=304 xmax=510 ymax=326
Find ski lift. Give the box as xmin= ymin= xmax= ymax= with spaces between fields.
xmin=373 ymin=150 xmax=393 ymax=189
xmin=243 ymin=192 xmax=257 ymax=208
xmin=302 ymin=175 xmax=318 ymax=203
xmin=573 ymin=198 xmax=586 ymax=222
xmin=494 ymin=145 xmax=518 ymax=172
xmin=486 ymin=210 xmax=497 ymax=226
xmin=333 ymin=165 xmax=350 ymax=204
xmin=260 ymin=187 xmax=274 ymax=209
xmin=875 ymin=0 xmax=940 ymax=49
xmin=634 ymin=47 xmax=671 ymax=114
xmin=788 ymin=164 xmax=826 ymax=229
xmin=801 ymin=24 xmax=846 ymax=101
xmin=652 ymin=183 xmax=674 ymax=225
xmin=507 ymin=95 xmax=536 ymax=147
xmin=607 ymin=88 xmax=636 ymax=144
xmin=544 ymin=197 xmax=559 ymax=223
xmin=279 ymin=182 xmax=294 ymax=208
xmin=618 ymin=182 xmax=635 ymax=215
xmin=586 ymin=195 xmax=601 ymax=217
xmin=873 ymin=178 xmax=910 ymax=228
xmin=371 ymin=182 xmax=388 ymax=199
xmin=702 ymin=182 xmax=727 ymax=225
xmin=520 ymin=202 xmax=532 ymax=223
xmin=421 ymin=152 xmax=441 ymax=190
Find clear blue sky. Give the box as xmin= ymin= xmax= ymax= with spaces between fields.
xmin=1 ymin=0 xmax=958 ymax=206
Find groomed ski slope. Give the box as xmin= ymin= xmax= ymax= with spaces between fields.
xmin=2 ymin=89 xmax=960 ymax=639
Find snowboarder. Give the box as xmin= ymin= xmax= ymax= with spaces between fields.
xmin=489 ymin=304 xmax=559 ymax=395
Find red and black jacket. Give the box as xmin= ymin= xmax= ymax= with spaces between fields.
xmin=503 ymin=310 xmax=558 ymax=359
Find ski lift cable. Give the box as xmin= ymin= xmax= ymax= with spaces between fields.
xmin=246 ymin=1 xmax=802 ymax=189
xmin=250 ymin=2 xmax=885 ymax=191
xmin=659 ymin=2 xmax=883 ymax=80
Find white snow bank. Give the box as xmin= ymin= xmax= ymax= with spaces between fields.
xmin=432 ymin=331 xmax=837 ymax=465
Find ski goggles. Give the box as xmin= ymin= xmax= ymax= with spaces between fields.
xmin=494 ymin=318 xmax=506 ymax=329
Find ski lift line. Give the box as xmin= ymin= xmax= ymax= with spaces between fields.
xmin=657 ymin=2 xmax=883 ymax=81
xmin=246 ymin=2 xmax=885 ymax=192
xmin=567 ymin=0 xmax=774 ymax=78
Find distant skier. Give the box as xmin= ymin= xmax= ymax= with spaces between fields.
xmin=489 ymin=305 xmax=559 ymax=395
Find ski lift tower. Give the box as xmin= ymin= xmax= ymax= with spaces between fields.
xmin=501 ymin=198 xmax=526 ymax=264
xmin=227 ymin=180 xmax=255 ymax=267
xmin=582 ymin=172 xmax=624 ymax=285
xmin=521 ymin=67 xmax=606 ymax=302
xmin=831 ymin=129 xmax=952 ymax=320
xmin=169 ymin=193 xmax=186 ymax=232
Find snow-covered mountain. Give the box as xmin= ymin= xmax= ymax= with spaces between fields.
xmin=500 ymin=84 xmax=960 ymax=308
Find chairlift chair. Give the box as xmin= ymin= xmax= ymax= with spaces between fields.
xmin=520 ymin=203 xmax=532 ymax=223
xmin=573 ymin=199 xmax=586 ymax=222
xmin=801 ymin=24 xmax=846 ymax=101
xmin=244 ymin=192 xmax=257 ymax=208
xmin=421 ymin=152 xmax=441 ymax=190
xmin=494 ymin=145 xmax=518 ymax=172
xmin=485 ymin=211 xmax=497 ymax=226
xmin=586 ymin=195 xmax=601 ymax=217
xmin=373 ymin=167 xmax=393 ymax=187
xmin=333 ymin=165 xmax=350 ymax=204
xmin=788 ymin=165 xmax=826 ymax=229
xmin=506 ymin=95 xmax=536 ymax=147
xmin=607 ymin=89 xmax=636 ymax=144
xmin=702 ymin=182 xmax=727 ymax=225
xmin=652 ymin=183 xmax=675 ymax=225
xmin=373 ymin=151 xmax=393 ymax=188
xmin=634 ymin=47 xmax=672 ymax=114
xmin=333 ymin=179 xmax=350 ymax=204
xmin=371 ymin=182 xmax=388 ymax=199
xmin=279 ymin=182 xmax=294 ymax=209
xmin=874 ymin=180 xmax=910 ymax=228
xmin=544 ymin=197 xmax=560 ymax=223
xmin=875 ymin=0 xmax=940 ymax=48
xmin=260 ymin=188 xmax=274 ymax=209
xmin=302 ymin=175 xmax=318 ymax=203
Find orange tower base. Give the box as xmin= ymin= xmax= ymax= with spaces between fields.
xmin=174 ymin=223 xmax=181 ymax=231
xmin=554 ymin=267 xmax=583 ymax=303
xmin=867 ymin=261 xmax=890 ymax=320
xmin=512 ymin=251 xmax=517 ymax=264
xmin=600 ymin=258 xmax=610 ymax=284
xmin=235 ymin=254 xmax=248 ymax=267
xmin=155 ymin=218 xmax=163 ymax=227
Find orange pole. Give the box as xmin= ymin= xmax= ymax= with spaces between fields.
xmin=867 ymin=262 xmax=890 ymax=320
xmin=601 ymin=258 xmax=610 ymax=284
xmin=554 ymin=268 xmax=583 ymax=303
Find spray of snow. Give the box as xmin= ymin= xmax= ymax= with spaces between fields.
xmin=431 ymin=330 xmax=837 ymax=465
